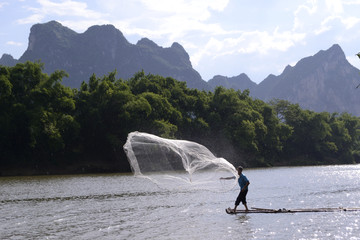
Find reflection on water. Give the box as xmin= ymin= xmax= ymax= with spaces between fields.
xmin=1 ymin=165 xmax=360 ymax=239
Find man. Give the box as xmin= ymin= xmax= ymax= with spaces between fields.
xmin=220 ymin=166 xmax=250 ymax=213
xmin=232 ymin=166 xmax=250 ymax=213
xmin=233 ymin=166 xmax=250 ymax=213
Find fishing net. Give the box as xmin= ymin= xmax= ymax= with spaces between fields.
xmin=123 ymin=131 xmax=237 ymax=191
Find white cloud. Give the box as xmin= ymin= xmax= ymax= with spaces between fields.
xmin=291 ymin=0 xmax=360 ymax=41
xmin=17 ymin=0 xmax=105 ymax=26
xmin=6 ymin=41 xmax=23 ymax=46
xmin=91 ymin=0 xmax=232 ymax=52
xmin=325 ymin=0 xmax=344 ymax=14
xmin=37 ymin=0 xmax=103 ymax=18
xmin=341 ymin=16 xmax=360 ymax=29
xmin=343 ymin=0 xmax=360 ymax=4
xmin=17 ymin=13 xmax=43 ymax=24
xmin=0 ymin=2 xmax=9 ymax=9
xmin=293 ymin=0 xmax=318 ymax=31
xmin=315 ymin=15 xmax=339 ymax=34
xmin=133 ymin=0 xmax=230 ymax=40
xmin=190 ymin=26 xmax=306 ymax=68
xmin=141 ymin=0 xmax=228 ymax=18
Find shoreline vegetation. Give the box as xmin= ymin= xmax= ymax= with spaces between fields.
xmin=1 ymin=62 xmax=360 ymax=177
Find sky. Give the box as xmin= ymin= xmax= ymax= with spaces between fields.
xmin=1 ymin=0 xmax=360 ymax=83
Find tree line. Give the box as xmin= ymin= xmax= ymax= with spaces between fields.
xmin=0 ymin=62 xmax=359 ymax=175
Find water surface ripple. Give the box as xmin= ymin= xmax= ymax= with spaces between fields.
xmin=1 ymin=165 xmax=360 ymax=239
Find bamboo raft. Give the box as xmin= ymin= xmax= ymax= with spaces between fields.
xmin=226 ymin=207 xmax=360 ymax=214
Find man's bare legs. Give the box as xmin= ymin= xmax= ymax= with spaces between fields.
xmin=233 ymin=202 xmax=248 ymax=213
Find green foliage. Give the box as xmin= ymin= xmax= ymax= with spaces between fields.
xmin=0 ymin=62 xmax=79 ymax=167
xmin=270 ymin=100 xmax=360 ymax=165
xmin=1 ymin=61 xmax=360 ymax=174
xmin=0 ymin=74 xmax=12 ymax=99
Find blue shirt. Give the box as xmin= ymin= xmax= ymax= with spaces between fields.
xmin=238 ymin=174 xmax=249 ymax=191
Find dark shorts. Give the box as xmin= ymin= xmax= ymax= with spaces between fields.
xmin=235 ymin=189 xmax=248 ymax=206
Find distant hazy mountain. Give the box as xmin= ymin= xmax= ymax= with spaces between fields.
xmin=252 ymin=44 xmax=360 ymax=115
xmin=0 ymin=21 xmax=210 ymax=90
xmin=208 ymin=73 xmax=257 ymax=92
xmin=208 ymin=44 xmax=360 ymax=116
xmin=0 ymin=54 xmax=18 ymax=66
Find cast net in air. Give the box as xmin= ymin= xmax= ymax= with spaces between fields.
xmin=123 ymin=131 xmax=238 ymax=192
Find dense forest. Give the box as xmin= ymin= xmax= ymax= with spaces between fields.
xmin=1 ymin=61 xmax=360 ymax=176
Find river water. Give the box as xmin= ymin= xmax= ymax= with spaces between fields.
xmin=1 ymin=164 xmax=360 ymax=239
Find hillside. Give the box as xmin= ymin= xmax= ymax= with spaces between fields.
xmin=252 ymin=44 xmax=360 ymax=115
xmin=208 ymin=73 xmax=257 ymax=92
xmin=1 ymin=21 xmax=210 ymax=90
xmin=207 ymin=44 xmax=360 ymax=116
